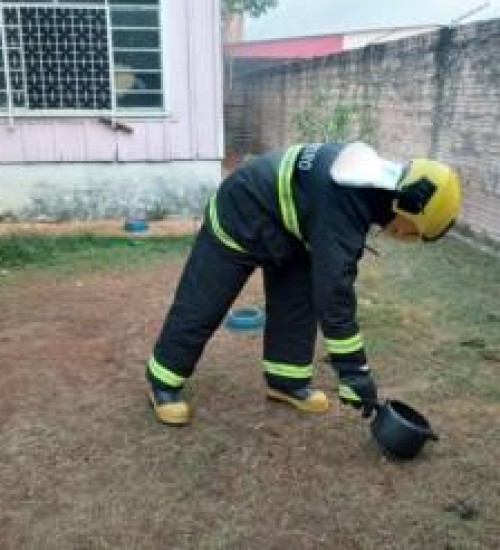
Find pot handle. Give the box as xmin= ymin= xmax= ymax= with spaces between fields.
xmin=361 ymin=398 xmax=383 ymax=413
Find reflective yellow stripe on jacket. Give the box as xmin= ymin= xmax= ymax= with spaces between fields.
xmin=277 ymin=144 xmax=304 ymax=240
xmin=208 ymin=194 xmax=247 ymax=253
xmin=325 ymin=333 xmax=364 ymax=355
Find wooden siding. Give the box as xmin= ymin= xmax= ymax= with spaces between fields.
xmin=0 ymin=0 xmax=223 ymax=163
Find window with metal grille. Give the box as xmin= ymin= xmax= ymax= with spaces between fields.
xmin=0 ymin=0 xmax=163 ymax=115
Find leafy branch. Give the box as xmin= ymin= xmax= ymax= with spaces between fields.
xmin=221 ymin=0 xmax=278 ymax=18
xmin=292 ymin=91 xmax=374 ymax=143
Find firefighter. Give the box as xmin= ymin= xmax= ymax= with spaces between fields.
xmin=146 ymin=141 xmax=461 ymax=426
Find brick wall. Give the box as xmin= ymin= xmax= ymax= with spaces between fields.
xmin=225 ymin=20 xmax=500 ymax=243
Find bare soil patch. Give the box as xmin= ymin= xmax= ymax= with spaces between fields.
xmin=0 ymin=218 xmax=202 ymax=237
xmin=0 ymin=226 xmax=499 ymax=549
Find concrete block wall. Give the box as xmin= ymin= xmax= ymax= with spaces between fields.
xmin=225 ymin=19 xmax=500 ymax=242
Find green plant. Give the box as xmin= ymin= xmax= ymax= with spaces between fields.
xmin=145 ymin=203 xmax=172 ymax=221
xmin=222 ymin=0 xmax=278 ymax=17
xmin=292 ymin=91 xmax=374 ymax=143
xmin=0 ymin=210 xmax=18 ymax=222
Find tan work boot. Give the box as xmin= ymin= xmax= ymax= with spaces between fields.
xmin=148 ymin=386 xmax=191 ymax=426
xmin=266 ymin=386 xmax=329 ymax=413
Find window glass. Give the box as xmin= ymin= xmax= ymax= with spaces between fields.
xmin=114 ymin=50 xmax=161 ymax=71
xmin=111 ymin=8 xmax=158 ymax=28
xmin=115 ymin=71 xmax=162 ymax=92
xmin=117 ymin=91 xmax=163 ymax=108
xmin=112 ymin=29 xmax=160 ymax=49
xmin=109 ymin=0 xmax=159 ymax=5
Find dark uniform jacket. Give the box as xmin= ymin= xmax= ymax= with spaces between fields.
xmin=209 ymin=143 xmax=395 ymax=370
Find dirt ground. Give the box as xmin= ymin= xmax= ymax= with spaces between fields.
xmin=0 ymin=218 xmax=202 ymax=237
xmin=0 ymin=223 xmax=499 ymax=549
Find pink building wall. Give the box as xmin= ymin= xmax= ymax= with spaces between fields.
xmin=0 ymin=0 xmax=223 ymax=163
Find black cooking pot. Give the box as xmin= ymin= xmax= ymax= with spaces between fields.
xmin=370 ymin=399 xmax=439 ymax=460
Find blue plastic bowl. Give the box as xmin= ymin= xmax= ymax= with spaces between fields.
xmin=224 ymin=306 xmax=265 ymax=332
xmin=124 ymin=218 xmax=149 ymax=233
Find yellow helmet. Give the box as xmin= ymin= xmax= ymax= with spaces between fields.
xmin=394 ymin=159 xmax=462 ymax=241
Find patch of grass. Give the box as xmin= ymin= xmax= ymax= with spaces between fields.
xmin=360 ymin=234 xmax=500 ymax=401
xmin=1 ymin=230 xmax=499 ymax=549
xmin=0 ymin=233 xmax=194 ymax=272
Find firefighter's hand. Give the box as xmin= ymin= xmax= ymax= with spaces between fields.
xmin=338 ymin=367 xmax=378 ymax=418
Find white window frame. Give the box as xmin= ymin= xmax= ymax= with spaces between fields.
xmin=0 ymin=0 xmax=171 ymax=119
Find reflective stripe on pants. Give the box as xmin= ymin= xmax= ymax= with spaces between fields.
xmin=152 ymin=225 xmax=255 ymax=386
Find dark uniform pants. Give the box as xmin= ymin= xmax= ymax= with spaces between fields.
xmin=151 ymin=225 xmax=317 ymax=391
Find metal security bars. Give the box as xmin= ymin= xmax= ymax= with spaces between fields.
xmin=0 ymin=0 xmax=164 ymax=117
xmin=0 ymin=14 xmax=8 ymax=112
xmin=2 ymin=4 xmax=112 ymax=111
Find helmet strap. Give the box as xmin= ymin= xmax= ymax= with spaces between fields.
xmin=422 ymin=220 xmax=456 ymax=242
xmin=396 ymin=177 xmax=436 ymax=214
